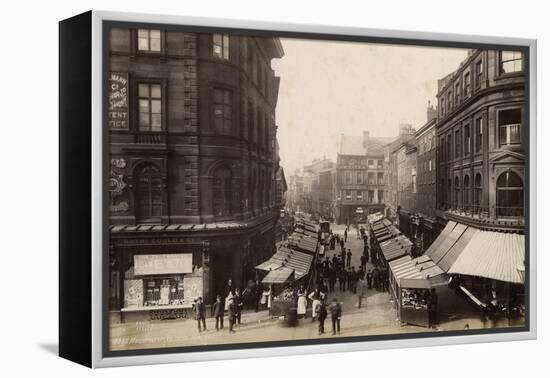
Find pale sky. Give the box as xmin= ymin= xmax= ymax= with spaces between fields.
xmin=271 ymin=38 xmax=469 ymax=175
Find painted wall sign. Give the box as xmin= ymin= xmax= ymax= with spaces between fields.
xmin=109 ymin=72 xmax=129 ymax=129
xmin=134 ymin=253 xmax=193 ymax=276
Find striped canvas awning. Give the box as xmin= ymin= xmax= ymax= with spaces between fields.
xmin=448 ymin=231 xmax=525 ymax=284
xmin=425 ymin=220 xmax=456 ymax=259
xmin=389 ymin=256 xmax=424 ymax=281
xmin=256 ymin=247 xmax=314 ymax=280
xmin=262 ymin=267 xmax=295 ymax=284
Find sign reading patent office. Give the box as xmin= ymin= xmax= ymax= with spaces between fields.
xmin=109 ymin=72 xmax=129 ymax=129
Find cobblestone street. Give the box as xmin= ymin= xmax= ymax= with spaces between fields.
xmin=110 ymin=223 xmax=520 ymax=351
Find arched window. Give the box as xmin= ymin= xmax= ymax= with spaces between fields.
xmin=496 ymin=171 xmax=523 ymax=217
xmin=135 ymin=164 xmax=162 ymax=223
xmin=454 ymin=176 xmax=460 ymax=209
xmin=213 ymin=166 xmax=233 ymax=217
xmin=474 ymin=173 xmax=482 ymax=213
xmin=463 ymin=175 xmax=470 ymax=210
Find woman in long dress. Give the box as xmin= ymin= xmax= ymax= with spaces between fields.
xmin=297 ymin=285 xmax=307 ymax=318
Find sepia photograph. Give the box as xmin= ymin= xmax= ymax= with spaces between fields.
xmin=106 ymin=23 xmax=528 ymax=354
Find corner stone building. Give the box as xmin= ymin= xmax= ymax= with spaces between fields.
xmin=436 ymin=49 xmax=526 ymax=228
xmin=108 ymin=27 xmax=284 ymax=315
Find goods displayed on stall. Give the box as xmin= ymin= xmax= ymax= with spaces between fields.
xmin=399 ymin=280 xmax=431 ymax=328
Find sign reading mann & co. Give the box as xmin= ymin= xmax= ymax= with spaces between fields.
xmin=109 ymin=72 xmax=129 ymax=129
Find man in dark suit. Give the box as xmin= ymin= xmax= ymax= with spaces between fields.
xmin=317 ymin=299 xmax=328 ymax=335
xmin=329 ymin=298 xmax=342 ymax=335
xmin=211 ymin=295 xmax=224 ymax=331
xmin=227 ymin=297 xmax=237 ymax=333
xmin=234 ymin=288 xmax=244 ymax=325
xmin=194 ymin=297 xmax=206 ymax=332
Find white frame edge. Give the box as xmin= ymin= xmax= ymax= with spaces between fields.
xmin=90 ymin=10 xmax=537 ymax=368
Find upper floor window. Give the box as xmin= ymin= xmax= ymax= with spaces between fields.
xmin=368 ymin=172 xmax=375 ymax=185
xmin=455 ymin=129 xmax=461 ymax=158
xmin=367 ymin=159 xmax=375 ymax=169
xmin=377 ymin=160 xmax=384 ymax=169
xmin=455 ymin=82 xmax=461 ymax=105
xmin=213 ymin=167 xmax=233 ymax=217
xmin=447 ymin=92 xmax=452 ymax=111
xmin=464 ymin=71 xmax=471 ymax=97
xmin=367 ymin=190 xmax=374 ymax=203
xmin=213 ymin=34 xmax=229 ymax=59
xmin=498 ymin=108 xmax=521 ymax=146
xmin=440 ymin=98 xmax=445 ymax=116
xmin=446 ymin=135 xmax=452 ymax=161
xmin=345 ymin=190 xmax=352 ymax=200
xmin=475 ymin=60 xmax=483 ymax=88
xmin=377 ymin=172 xmax=384 ymax=184
xmin=138 ymin=83 xmax=162 ymax=131
xmin=412 ymin=169 xmax=417 ymax=193
xmin=356 ymin=191 xmax=363 ymax=201
xmin=496 ymin=171 xmax=523 ymax=217
xmin=135 ymin=164 xmax=163 ymax=223
xmin=213 ymin=88 xmax=233 ymax=134
xmin=344 ymin=171 xmax=352 ymax=184
xmin=500 ymin=51 xmax=522 ymax=74
xmin=137 ymin=29 xmax=161 ymax=52
xmin=356 ymin=171 xmax=363 ymax=185
xmin=475 ymin=117 xmax=483 ymax=152
xmin=464 ymin=125 xmax=471 ymax=155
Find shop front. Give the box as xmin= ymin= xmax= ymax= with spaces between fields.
xmin=121 ymin=252 xmax=202 ymax=322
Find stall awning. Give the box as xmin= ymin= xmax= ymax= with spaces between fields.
xmin=429 ymin=222 xmax=468 ymax=264
xmin=380 ymin=239 xmax=409 ymax=262
xmin=389 ymin=256 xmax=424 ymax=281
xmin=256 ymin=247 xmax=313 ymax=280
xmin=262 ymin=267 xmax=295 ymax=284
xmin=437 ymin=226 xmax=479 ymax=272
xmin=448 ymin=230 xmax=525 ymax=284
xmin=425 ymin=220 xmax=456 ymax=259
xmin=390 ymin=255 xmax=447 ymax=287
xmin=288 ymin=236 xmax=318 ymax=254
xmin=412 ymin=255 xmax=448 ymax=286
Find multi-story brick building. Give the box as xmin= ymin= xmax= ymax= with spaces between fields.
xmin=435 ymin=49 xmax=526 ymax=231
xmin=334 ymin=131 xmax=392 ymax=224
xmin=412 ymin=105 xmax=438 ymax=250
xmin=307 ymin=157 xmax=336 ymax=219
xmin=107 ymin=27 xmax=284 ymax=316
xmin=386 ymin=124 xmax=415 ymax=224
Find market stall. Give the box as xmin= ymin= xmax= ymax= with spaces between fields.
xmin=265 ymin=271 xmax=297 ymax=318
xmin=399 ymin=279 xmax=431 ymax=328
xmin=255 ymin=246 xmax=314 ymax=317
xmin=388 ymin=254 xmax=446 ymax=327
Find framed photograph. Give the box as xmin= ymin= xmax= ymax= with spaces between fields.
xmin=59 ymin=10 xmax=537 ymax=368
